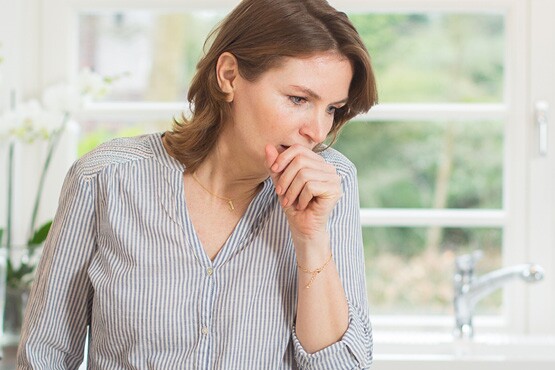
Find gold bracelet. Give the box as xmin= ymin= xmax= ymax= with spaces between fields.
xmin=297 ymin=252 xmax=333 ymax=289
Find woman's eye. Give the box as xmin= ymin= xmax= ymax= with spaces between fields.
xmin=289 ymin=96 xmax=307 ymax=105
xmin=327 ymin=105 xmax=343 ymax=115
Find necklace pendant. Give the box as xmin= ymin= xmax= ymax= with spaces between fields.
xmin=228 ymin=200 xmax=235 ymax=211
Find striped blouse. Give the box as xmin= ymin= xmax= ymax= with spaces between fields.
xmin=17 ymin=133 xmax=372 ymax=369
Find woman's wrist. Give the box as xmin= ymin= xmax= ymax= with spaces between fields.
xmin=293 ymin=231 xmax=331 ymax=268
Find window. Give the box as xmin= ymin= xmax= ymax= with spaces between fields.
xmin=334 ymin=11 xmax=505 ymax=317
xmin=77 ymin=10 xmax=225 ymax=154
xmin=74 ymin=4 xmax=507 ymax=319
xmin=34 ymin=0 xmax=555 ymax=334
xmin=79 ymin=11 xmax=224 ymax=102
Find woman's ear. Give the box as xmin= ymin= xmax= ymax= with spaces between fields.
xmin=216 ymin=52 xmax=239 ymax=102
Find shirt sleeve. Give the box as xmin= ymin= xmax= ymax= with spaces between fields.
xmin=17 ymin=160 xmax=97 ymax=369
xmin=292 ymin=154 xmax=373 ymax=369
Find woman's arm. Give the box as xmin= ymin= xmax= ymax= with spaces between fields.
xmin=17 ymin=161 xmax=97 ymax=369
xmin=266 ymin=145 xmax=372 ymax=369
xmin=294 ymin=232 xmax=349 ymax=352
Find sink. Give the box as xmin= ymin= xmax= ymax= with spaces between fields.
xmin=372 ymin=331 xmax=555 ymax=370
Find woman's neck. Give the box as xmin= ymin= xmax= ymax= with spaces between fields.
xmin=193 ymin=138 xmax=268 ymax=200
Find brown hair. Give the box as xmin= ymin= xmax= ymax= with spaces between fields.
xmin=165 ymin=0 xmax=378 ymax=171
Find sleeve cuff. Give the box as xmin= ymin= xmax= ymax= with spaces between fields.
xmin=292 ymin=303 xmax=373 ymax=369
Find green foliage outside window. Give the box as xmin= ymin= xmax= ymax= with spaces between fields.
xmin=351 ymin=13 xmax=504 ymax=103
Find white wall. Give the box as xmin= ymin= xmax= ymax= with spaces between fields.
xmin=0 ymin=0 xmax=78 ymax=246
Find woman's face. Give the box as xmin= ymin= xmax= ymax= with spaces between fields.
xmin=224 ymin=52 xmax=353 ymax=172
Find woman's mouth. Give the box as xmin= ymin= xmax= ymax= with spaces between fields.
xmin=278 ymin=145 xmax=290 ymax=153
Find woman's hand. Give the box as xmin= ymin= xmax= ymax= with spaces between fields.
xmin=265 ymin=144 xmax=342 ymax=243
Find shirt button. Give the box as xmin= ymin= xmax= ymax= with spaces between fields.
xmin=201 ymin=326 xmax=209 ymax=335
xmin=206 ymin=267 xmax=214 ymax=276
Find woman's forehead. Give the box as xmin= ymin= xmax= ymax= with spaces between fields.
xmin=260 ymin=53 xmax=353 ymax=99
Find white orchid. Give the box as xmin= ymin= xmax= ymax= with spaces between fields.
xmin=1 ymin=68 xmax=117 ymax=144
xmin=1 ymin=68 xmax=121 ymax=292
xmin=42 ymin=69 xmax=115 ymax=114
xmin=0 ymin=100 xmax=64 ymax=143
xmin=77 ymin=68 xmax=113 ymax=99
xmin=42 ymin=84 xmax=83 ymax=114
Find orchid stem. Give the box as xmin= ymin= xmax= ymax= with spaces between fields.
xmin=28 ymin=113 xmax=69 ymax=242
xmin=6 ymin=141 xmax=14 ymax=254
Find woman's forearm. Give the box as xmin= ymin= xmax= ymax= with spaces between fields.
xmin=294 ymin=233 xmax=349 ymax=354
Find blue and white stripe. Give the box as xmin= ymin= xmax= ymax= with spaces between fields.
xmin=17 ymin=133 xmax=372 ymax=369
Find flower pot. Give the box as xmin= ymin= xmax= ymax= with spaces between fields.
xmin=2 ymin=244 xmax=41 ymax=343
xmin=3 ymin=286 xmax=30 ymax=341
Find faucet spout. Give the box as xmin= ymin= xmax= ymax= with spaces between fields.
xmin=465 ymin=263 xmax=544 ymax=307
xmin=453 ymin=252 xmax=544 ymax=338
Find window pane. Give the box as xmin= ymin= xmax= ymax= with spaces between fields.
xmin=77 ymin=119 xmax=168 ymax=157
xmin=350 ymin=13 xmax=505 ymax=103
xmin=364 ymin=227 xmax=502 ymax=315
xmin=79 ymin=12 xmax=504 ymax=103
xmin=333 ymin=120 xmax=503 ymax=209
xmin=79 ymin=11 xmax=224 ymax=102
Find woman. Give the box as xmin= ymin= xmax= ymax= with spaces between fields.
xmin=18 ymin=0 xmax=377 ymax=368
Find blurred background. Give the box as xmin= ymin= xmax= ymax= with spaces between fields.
xmin=0 ymin=0 xmax=554 ymax=344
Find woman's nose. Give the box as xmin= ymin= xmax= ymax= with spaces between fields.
xmin=300 ymin=111 xmax=332 ymax=144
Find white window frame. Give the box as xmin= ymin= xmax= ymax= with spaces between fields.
xmin=527 ymin=0 xmax=555 ymax=335
xmin=8 ymin=0 xmax=552 ymax=335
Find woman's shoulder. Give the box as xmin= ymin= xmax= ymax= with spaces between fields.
xmin=319 ymin=147 xmax=357 ymax=179
xmin=71 ymin=133 xmax=159 ymax=178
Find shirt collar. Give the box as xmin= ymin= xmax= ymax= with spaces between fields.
xmin=149 ymin=132 xmax=186 ymax=173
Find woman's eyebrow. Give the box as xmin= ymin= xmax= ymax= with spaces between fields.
xmin=289 ymin=85 xmax=348 ymax=105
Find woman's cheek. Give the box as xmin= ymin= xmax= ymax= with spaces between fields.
xmin=265 ymin=108 xmax=296 ymax=133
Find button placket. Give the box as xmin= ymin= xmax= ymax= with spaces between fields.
xmin=203 ymin=268 xmax=213 ymax=336
xmin=198 ymin=264 xmax=215 ymax=368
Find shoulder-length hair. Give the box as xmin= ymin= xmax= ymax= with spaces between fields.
xmin=165 ymin=0 xmax=378 ymax=171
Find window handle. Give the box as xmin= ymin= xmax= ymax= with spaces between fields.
xmin=536 ymin=101 xmax=549 ymax=156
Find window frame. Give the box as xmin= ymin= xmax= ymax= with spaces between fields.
xmin=33 ymin=0 xmax=553 ymax=335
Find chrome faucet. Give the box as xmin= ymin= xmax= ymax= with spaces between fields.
xmin=453 ymin=250 xmax=544 ymax=338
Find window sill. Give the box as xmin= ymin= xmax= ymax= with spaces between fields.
xmin=372 ymin=330 xmax=555 ymax=370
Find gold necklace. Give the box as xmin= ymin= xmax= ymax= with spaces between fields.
xmin=191 ymin=173 xmax=236 ymax=211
